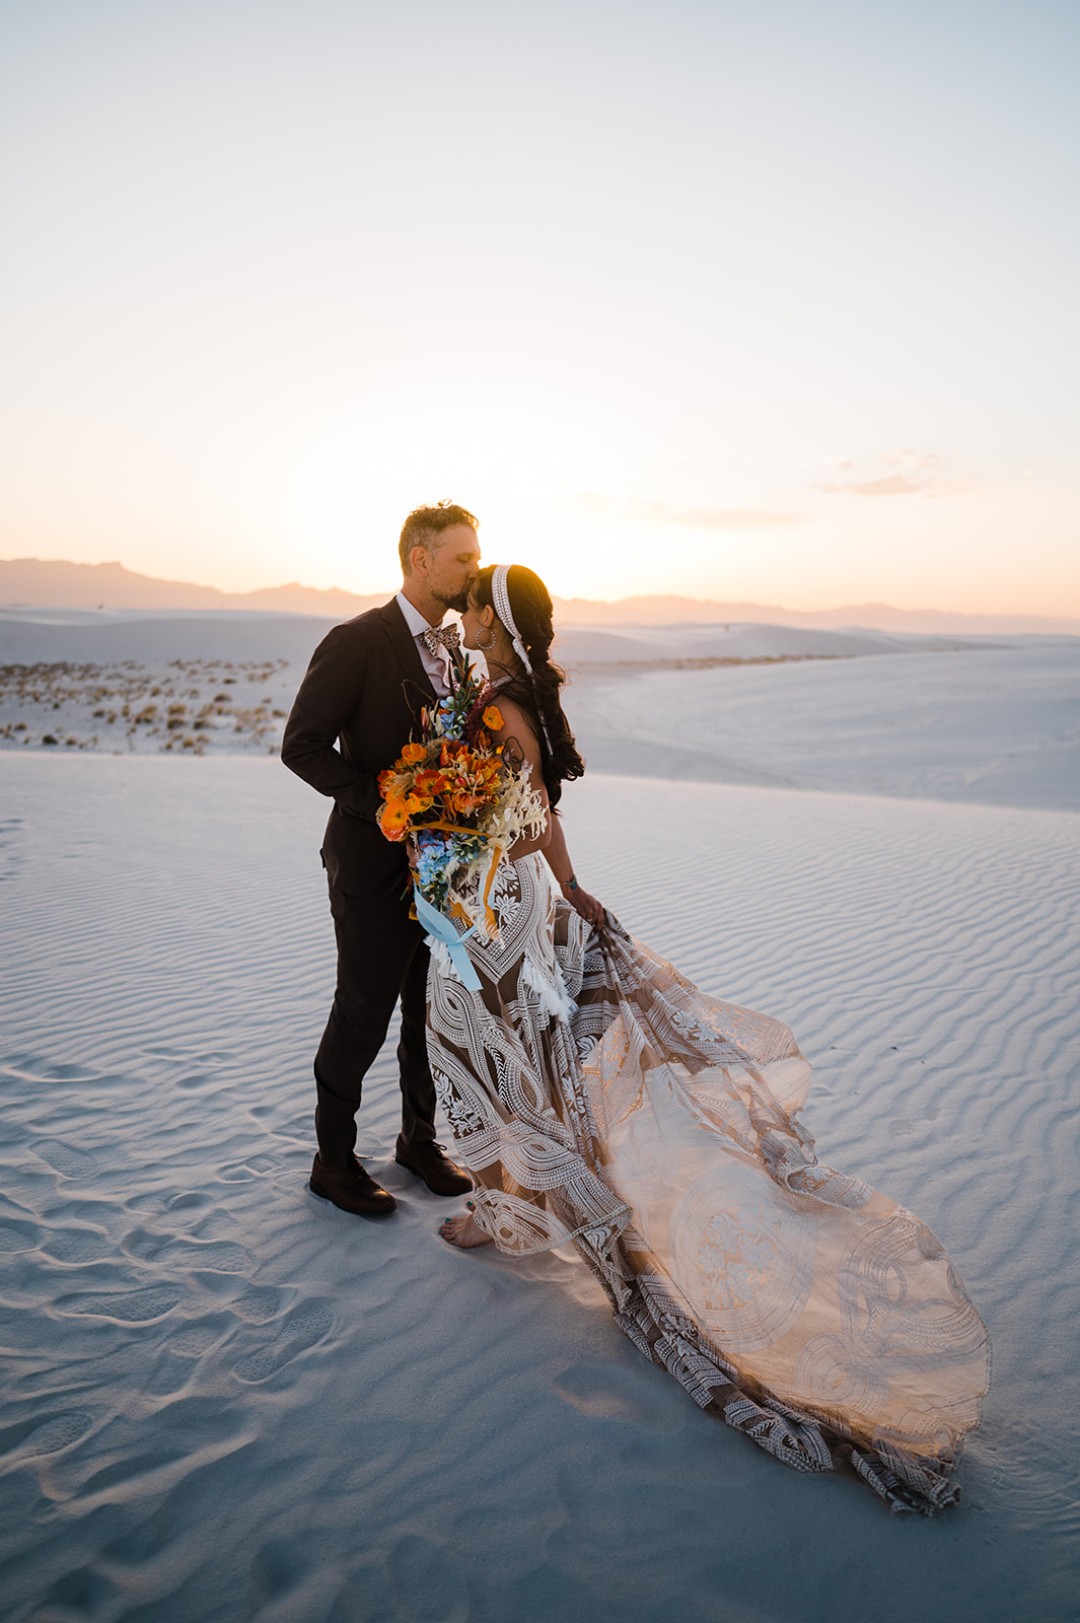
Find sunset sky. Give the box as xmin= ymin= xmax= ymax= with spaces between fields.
xmin=2 ymin=0 xmax=1077 ymax=612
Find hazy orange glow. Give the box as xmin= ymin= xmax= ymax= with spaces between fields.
xmin=1 ymin=4 xmax=1077 ymax=617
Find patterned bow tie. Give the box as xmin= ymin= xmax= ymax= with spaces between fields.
xmin=421 ymin=623 xmax=462 ymax=659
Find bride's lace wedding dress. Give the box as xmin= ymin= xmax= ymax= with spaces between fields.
xmin=426 ymin=852 xmax=989 ymax=1514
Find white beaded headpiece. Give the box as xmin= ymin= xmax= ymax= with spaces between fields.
xmin=491 ymin=565 xmax=531 ymax=673
xmin=490 ymin=564 xmax=553 ymax=756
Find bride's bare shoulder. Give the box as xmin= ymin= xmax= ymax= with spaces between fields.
xmin=487 ymin=691 xmax=532 ymax=734
xmin=486 ymin=692 xmax=541 ymax=763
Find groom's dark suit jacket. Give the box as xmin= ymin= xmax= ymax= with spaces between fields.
xmin=281 ymin=600 xmax=437 ymax=896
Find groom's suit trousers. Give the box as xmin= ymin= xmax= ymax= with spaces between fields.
xmin=313 ymin=879 xmax=437 ymax=1166
xmin=282 ymin=600 xmax=446 ymax=1169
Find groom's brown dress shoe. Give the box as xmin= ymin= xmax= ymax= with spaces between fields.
xmin=394 ymin=1136 xmax=472 ymax=1197
xmin=309 ymin=1154 xmax=396 ymax=1216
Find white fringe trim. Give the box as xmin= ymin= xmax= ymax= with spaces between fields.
xmin=519 ymin=951 xmax=577 ymax=1024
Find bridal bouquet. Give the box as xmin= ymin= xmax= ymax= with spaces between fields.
xmin=377 ymin=662 xmax=546 ymax=937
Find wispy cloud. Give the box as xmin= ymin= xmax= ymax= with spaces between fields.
xmin=577 ymin=493 xmax=801 ymax=529
xmin=816 ymin=474 xmax=930 ymax=497
xmin=816 ymin=449 xmax=970 ymax=499
xmin=882 ymin=447 xmax=945 ymax=471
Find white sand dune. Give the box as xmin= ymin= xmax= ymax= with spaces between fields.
xmin=0 ymin=609 xmax=984 ymax=670
xmin=0 ymin=611 xmax=341 ymax=668
xmin=2 ymin=613 xmax=914 ymax=761
xmin=1 ymin=755 xmax=1078 ymax=1620
xmin=568 ymin=640 xmax=1080 ymax=810
xmin=555 ymin=620 xmax=982 ymax=664
xmin=3 ymin=614 xmax=1077 ymax=816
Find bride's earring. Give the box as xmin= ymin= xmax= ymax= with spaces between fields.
xmin=476 ymin=625 xmax=496 ymax=650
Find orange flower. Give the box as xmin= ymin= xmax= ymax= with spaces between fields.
xmin=482 ymin=705 xmax=503 ymax=731
xmin=401 ymin=742 xmax=426 ymax=764
xmin=379 ymin=798 xmax=410 ymax=841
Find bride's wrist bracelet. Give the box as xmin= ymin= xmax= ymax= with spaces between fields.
xmin=560 ymin=873 xmax=579 ymax=892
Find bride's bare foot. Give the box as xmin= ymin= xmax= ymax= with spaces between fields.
xmin=438 ymin=1201 xmax=494 ymax=1249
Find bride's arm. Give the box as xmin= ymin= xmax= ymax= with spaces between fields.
xmin=489 ymin=697 xmax=551 ymax=861
xmin=489 ymin=697 xmax=604 ymax=923
xmin=543 ymin=813 xmax=605 ymax=926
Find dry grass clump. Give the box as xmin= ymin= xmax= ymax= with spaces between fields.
xmin=1 ymin=657 xmax=291 ymax=756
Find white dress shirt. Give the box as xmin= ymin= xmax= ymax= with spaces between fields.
xmin=395 ymin=591 xmax=453 ymax=697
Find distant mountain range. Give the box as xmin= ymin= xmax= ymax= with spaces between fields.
xmin=0 ymin=559 xmax=381 ymax=618
xmin=2 ymin=557 xmax=1077 ymax=635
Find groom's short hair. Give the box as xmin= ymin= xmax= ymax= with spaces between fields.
xmin=399 ymin=501 xmax=479 ymax=573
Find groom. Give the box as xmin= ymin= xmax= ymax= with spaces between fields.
xmin=281 ymin=501 xmax=481 ymax=1216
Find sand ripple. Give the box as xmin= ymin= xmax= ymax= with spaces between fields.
xmin=0 ymin=756 xmax=1077 ymax=1621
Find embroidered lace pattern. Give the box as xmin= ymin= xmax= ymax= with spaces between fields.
xmin=426 ymin=853 xmax=989 ymax=1514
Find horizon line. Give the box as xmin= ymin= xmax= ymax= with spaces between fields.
xmin=3 ymin=556 xmax=1079 ymax=626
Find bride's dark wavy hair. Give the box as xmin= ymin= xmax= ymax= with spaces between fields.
xmin=472 ymin=564 xmax=584 ymax=807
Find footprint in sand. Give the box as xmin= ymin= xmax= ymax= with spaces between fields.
xmin=7 ymin=1055 xmax=101 ymax=1084
xmin=39 ymin=1060 xmax=103 ymax=1082
xmin=124 ymin=1227 xmax=250 ymax=1273
xmin=232 ymin=1301 xmax=335 ymax=1384
xmin=30 ymin=1139 xmax=96 ymax=1178
xmin=164 ymin=1238 xmax=250 ymax=1274
xmin=56 ymin=1284 xmax=183 ymax=1323
xmin=387 ymin=1534 xmax=470 ymax=1623
xmin=177 ymin=1072 xmax=221 ymax=1092
xmin=0 ymin=1217 xmax=41 ymax=1254
xmin=166 ymin=1191 xmax=213 ymax=1212
xmin=3 ymin=1410 xmax=95 ymax=1461
xmin=248 ymin=1539 xmax=313 ymax=1613
xmin=243 ymin=1153 xmax=279 ymax=1174
xmin=122 ymin=1226 xmax=175 ymax=1264
xmin=39 ymin=1225 xmax=112 ymax=1265
xmin=39 ymin=1569 xmax=118 ymax=1617
xmin=124 ymin=1191 xmax=171 ymax=1216
xmin=266 ymin=1115 xmax=312 ymax=1144
xmin=169 ymin=1313 xmax=235 ymax=1358
xmin=218 ymin=1153 xmax=281 ymax=1181
xmin=552 ymin=1361 xmax=682 ymax=1431
xmin=232 ymin=1284 xmax=290 ymax=1324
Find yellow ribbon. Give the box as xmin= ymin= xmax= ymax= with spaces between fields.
xmin=480 ymin=842 xmax=504 ymax=935
xmin=408 ymin=825 xmax=505 ymax=939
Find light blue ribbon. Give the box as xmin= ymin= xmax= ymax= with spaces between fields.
xmin=413 ymin=887 xmax=483 ymax=992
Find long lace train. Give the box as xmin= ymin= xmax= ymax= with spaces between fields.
xmin=426 ymin=854 xmax=989 ymax=1514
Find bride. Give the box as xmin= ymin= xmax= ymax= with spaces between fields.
xmin=422 ymin=563 xmax=989 ymax=1515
